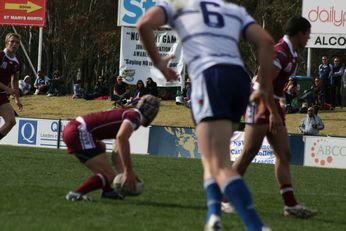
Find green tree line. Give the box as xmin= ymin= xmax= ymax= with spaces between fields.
xmin=0 ymin=0 xmax=345 ymax=92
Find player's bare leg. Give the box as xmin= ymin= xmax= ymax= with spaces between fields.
xmin=0 ymin=103 xmax=16 ymax=139
xmin=266 ymin=129 xmax=317 ymax=218
xmin=197 ymin=120 xmax=264 ymax=230
xmin=233 ymin=124 xmax=268 ymax=176
xmin=85 ymin=153 xmax=115 ymax=181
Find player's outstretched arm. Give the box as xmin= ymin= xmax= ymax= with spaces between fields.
xmin=136 ymin=7 xmax=178 ymax=81
xmin=116 ymin=122 xmax=138 ymax=192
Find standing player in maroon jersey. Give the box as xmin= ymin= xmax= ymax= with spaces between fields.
xmin=0 ymin=33 xmax=23 ymax=140
xmin=62 ymin=95 xmax=159 ymax=201
xmin=233 ymin=16 xmax=317 ymax=218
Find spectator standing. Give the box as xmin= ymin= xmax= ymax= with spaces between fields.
xmin=47 ymin=70 xmax=65 ymax=97
xmin=299 ymin=107 xmax=324 ymax=135
xmin=18 ymin=75 xmax=32 ymax=96
xmin=0 ymin=33 xmax=23 ymax=140
xmin=137 ymin=1 xmax=274 ymax=230
xmin=33 ymin=70 xmax=50 ymax=95
xmin=145 ymin=77 xmax=158 ymax=97
xmin=110 ymin=75 xmax=130 ymax=106
xmin=84 ymin=75 xmax=109 ymax=100
xmin=318 ymin=56 xmax=333 ymax=105
xmin=342 ymin=69 xmax=346 ymax=109
xmin=330 ymin=57 xmax=344 ymax=108
xmin=72 ymin=79 xmax=84 ymax=99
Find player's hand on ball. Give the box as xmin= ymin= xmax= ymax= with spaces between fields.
xmin=112 ymin=173 xmax=144 ymax=196
xmin=123 ymin=171 xmax=138 ymax=192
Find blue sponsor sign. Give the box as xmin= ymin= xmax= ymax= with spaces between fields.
xmin=118 ymin=0 xmax=157 ymax=26
xmin=18 ymin=120 xmax=37 ymax=145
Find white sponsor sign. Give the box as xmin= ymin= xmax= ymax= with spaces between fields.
xmin=119 ymin=27 xmax=184 ymax=87
xmin=230 ymin=131 xmax=276 ymax=164
xmin=0 ymin=117 xmax=149 ymax=155
xmin=304 ymin=136 xmax=346 ymax=169
xmin=118 ymin=0 xmax=158 ymax=27
xmin=306 ymin=33 xmax=346 ymax=49
xmin=302 ymin=0 xmax=346 ymax=48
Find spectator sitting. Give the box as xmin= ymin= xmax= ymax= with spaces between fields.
xmin=110 ymin=75 xmax=130 ymax=106
xmin=84 ymin=75 xmax=109 ymax=100
xmin=145 ymin=77 xmax=158 ymax=97
xmin=33 ymin=70 xmax=50 ymax=95
xmin=126 ymin=80 xmax=147 ymax=106
xmin=300 ymin=77 xmax=322 ymax=107
xmin=72 ymin=79 xmax=84 ymax=99
xmin=18 ymin=75 xmax=32 ymax=96
xmin=47 ymin=70 xmax=65 ymax=97
xmin=299 ymin=106 xmax=324 ymax=135
xmin=284 ymin=77 xmax=299 ymax=106
xmin=182 ymin=79 xmax=192 ymax=108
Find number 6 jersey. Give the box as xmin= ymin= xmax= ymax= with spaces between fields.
xmin=157 ymin=0 xmax=256 ymax=79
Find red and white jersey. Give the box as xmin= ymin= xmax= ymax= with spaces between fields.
xmin=75 ymin=108 xmax=142 ymax=140
xmin=255 ymin=35 xmax=298 ymax=97
xmin=63 ymin=108 xmax=142 ymax=154
xmin=0 ymin=49 xmax=21 ymax=88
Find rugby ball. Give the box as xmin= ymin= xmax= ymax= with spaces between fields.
xmin=112 ymin=173 xmax=144 ymax=196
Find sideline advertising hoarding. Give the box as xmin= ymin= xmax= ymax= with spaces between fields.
xmin=230 ymin=131 xmax=275 ymax=164
xmin=0 ymin=117 xmax=149 ymax=154
xmin=304 ymin=136 xmax=346 ymax=169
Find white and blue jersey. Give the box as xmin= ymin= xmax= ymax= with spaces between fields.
xmin=157 ymin=0 xmax=255 ymax=79
xmin=158 ymin=0 xmax=255 ymax=124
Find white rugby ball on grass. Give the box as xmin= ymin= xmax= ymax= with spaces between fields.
xmin=112 ymin=173 xmax=144 ymax=196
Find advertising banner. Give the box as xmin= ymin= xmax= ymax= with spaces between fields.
xmin=0 ymin=117 xmax=149 ymax=154
xmin=230 ymin=131 xmax=276 ymax=164
xmin=119 ymin=27 xmax=184 ymax=87
xmin=0 ymin=0 xmax=46 ymax=27
xmin=304 ymin=136 xmax=346 ymax=169
xmin=0 ymin=117 xmax=60 ymax=148
xmin=302 ymin=0 xmax=346 ymax=48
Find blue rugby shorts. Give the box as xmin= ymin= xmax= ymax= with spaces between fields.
xmin=191 ymin=64 xmax=251 ymax=124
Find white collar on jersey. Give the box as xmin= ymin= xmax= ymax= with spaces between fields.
xmin=3 ymin=48 xmax=19 ymax=62
xmin=283 ymin=35 xmax=297 ymax=58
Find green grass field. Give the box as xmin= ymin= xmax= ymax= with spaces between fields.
xmin=1 ymin=145 xmax=346 ymax=231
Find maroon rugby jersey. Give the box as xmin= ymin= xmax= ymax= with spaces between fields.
xmin=256 ymin=35 xmax=298 ymax=97
xmin=78 ymin=108 xmax=141 ymax=140
xmin=0 ymin=50 xmax=21 ymax=87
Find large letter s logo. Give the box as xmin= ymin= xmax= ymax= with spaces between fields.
xmin=123 ymin=0 xmax=143 ymax=24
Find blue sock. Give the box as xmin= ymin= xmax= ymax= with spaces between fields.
xmin=222 ymin=177 xmax=263 ymax=231
xmin=204 ymin=178 xmax=222 ymax=222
